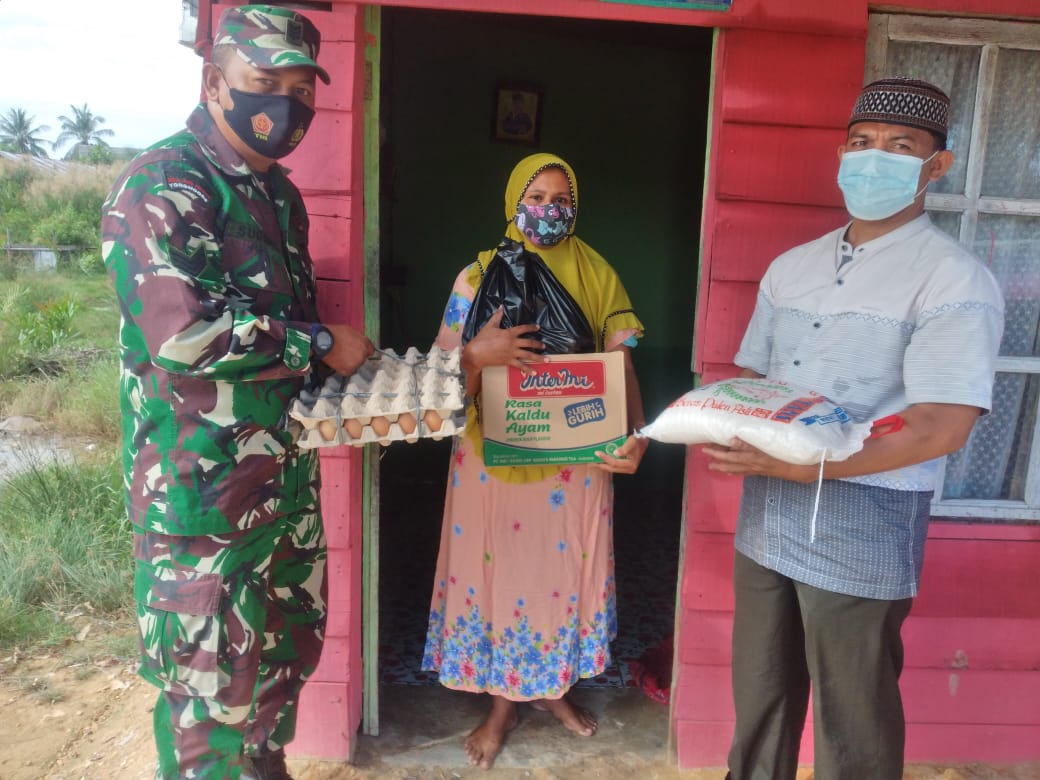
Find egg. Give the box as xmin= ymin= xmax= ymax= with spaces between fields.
xmin=317 ymin=419 xmax=338 ymax=441
xmin=344 ymin=417 xmax=364 ymax=439
xmin=422 ymin=409 xmax=443 ymax=433
xmin=398 ymin=412 xmax=417 ymax=435
xmin=370 ymin=416 xmax=391 ymax=437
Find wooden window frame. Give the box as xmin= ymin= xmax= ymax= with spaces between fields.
xmin=867 ymin=14 xmax=1040 ymax=521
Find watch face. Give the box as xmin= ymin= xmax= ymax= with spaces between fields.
xmin=315 ymin=328 xmax=334 ymax=354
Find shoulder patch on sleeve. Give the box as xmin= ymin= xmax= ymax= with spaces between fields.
xmin=164 ymin=173 xmax=212 ymax=205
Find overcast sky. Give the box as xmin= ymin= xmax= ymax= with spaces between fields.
xmin=0 ymin=0 xmax=202 ymax=153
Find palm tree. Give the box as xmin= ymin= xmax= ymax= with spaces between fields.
xmin=0 ymin=108 xmax=51 ymax=157
xmin=53 ymin=103 xmax=115 ymax=153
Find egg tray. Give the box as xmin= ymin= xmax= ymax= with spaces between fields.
xmin=289 ymin=346 xmax=466 ymax=449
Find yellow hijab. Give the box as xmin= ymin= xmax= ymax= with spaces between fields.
xmin=465 ymin=152 xmax=644 ymax=484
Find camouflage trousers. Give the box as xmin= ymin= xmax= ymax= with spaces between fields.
xmin=133 ymin=507 xmax=327 ymax=780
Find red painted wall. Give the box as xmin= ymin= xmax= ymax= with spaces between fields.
xmin=206 ymin=2 xmax=369 ymax=759
xmin=681 ymin=0 xmax=1040 ymax=768
xmin=201 ymin=0 xmax=1040 ymax=767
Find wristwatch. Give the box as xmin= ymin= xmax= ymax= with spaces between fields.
xmin=311 ymin=324 xmax=334 ymax=358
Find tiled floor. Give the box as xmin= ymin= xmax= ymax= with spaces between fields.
xmin=376 ymin=440 xmax=683 ymax=691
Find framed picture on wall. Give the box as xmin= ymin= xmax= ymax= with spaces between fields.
xmin=492 ymin=84 xmax=542 ymax=146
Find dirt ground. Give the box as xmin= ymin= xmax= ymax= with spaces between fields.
xmin=1 ymin=625 xmax=1038 ymax=780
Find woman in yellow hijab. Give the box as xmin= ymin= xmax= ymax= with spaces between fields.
xmin=422 ymin=153 xmax=648 ymax=769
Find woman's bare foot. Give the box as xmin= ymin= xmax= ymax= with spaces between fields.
xmin=464 ymin=695 xmax=518 ymax=770
xmin=531 ymin=693 xmax=597 ymax=736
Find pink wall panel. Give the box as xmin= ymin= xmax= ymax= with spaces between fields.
xmin=686 ymin=449 xmax=742 ymax=533
xmin=672 ymin=663 xmax=732 ymax=722
xmin=324 ymin=555 xmax=353 ymax=632
xmin=319 ymin=454 xmax=354 ymax=550
xmin=906 ymin=724 xmax=1040 ymax=764
xmin=902 ymin=668 xmax=1040 ymax=725
xmin=914 ymin=539 xmax=1040 ymax=619
xmin=715 ymin=124 xmax=848 ymax=207
xmin=696 ymin=280 xmax=758 ymax=365
xmin=711 ymin=201 xmax=848 ymax=283
xmin=699 ymin=363 xmax=739 ymax=385
xmin=676 ymin=609 xmax=733 ymax=667
xmin=281 ymin=110 xmax=355 ymax=193
xmin=346 ymin=0 xmax=864 ymax=35
xmin=673 ymin=720 xmax=732 ymax=768
xmin=309 ymin=215 xmax=355 ymax=282
xmin=901 ymin=616 xmax=1040 ymax=671
xmin=679 ymin=533 xmax=735 ymax=612
xmin=719 ymin=30 xmax=864 ymax=128
xmin=290 ymin=681 xmax=353 ymax=760
xmin=309 ymin=635 xmax=351 ymax=683
xmin=315 ymin=279 xmax=359 ymax=329
xmin=315 ymin=42 xmax=357 ymax=112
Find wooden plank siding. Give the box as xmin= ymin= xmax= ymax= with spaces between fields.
xmin=208 ymin=2 xmax=368 ymax=759
xmin=679 ymin=2 xmax=1040 ymax=767
xmin=197 ymin=0 xmax=1040 ymax=766
xmin=298 ymin=2 xmax=368 ymax=758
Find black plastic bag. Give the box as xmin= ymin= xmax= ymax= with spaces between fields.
xmin=461 ymin=239 xmax=595 ymax=355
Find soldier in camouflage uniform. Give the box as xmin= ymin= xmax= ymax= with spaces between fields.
xmin=101 ymin=6 xmax=373 ymax=779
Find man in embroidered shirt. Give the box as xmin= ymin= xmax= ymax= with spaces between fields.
xmin=101 ymin=6 xmax=373 ymax=779
xmin=704 ymin=78 xmax=1004 ymax=779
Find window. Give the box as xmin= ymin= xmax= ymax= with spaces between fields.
xmin=867 ymin=14 xmax=1040 ymax=521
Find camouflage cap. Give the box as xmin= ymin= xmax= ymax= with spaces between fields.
xmin=213 ymin=4 xmax=331 ymax=85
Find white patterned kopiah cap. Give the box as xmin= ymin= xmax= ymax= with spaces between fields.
xmin=849 ymin=77 xmax=950 ymax=138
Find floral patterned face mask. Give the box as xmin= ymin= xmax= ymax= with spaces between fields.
xmin=514 ymin=202 xmax=575 ymax=247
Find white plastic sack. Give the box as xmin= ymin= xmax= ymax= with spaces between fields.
xmin=638 ymin=378 xmax=872 ymax=464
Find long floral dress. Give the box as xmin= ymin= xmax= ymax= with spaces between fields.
xmin=421 ymin=267 xmax=619 ymax=701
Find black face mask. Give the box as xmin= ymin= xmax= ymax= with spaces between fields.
xmin=222 ymin=86 xmax=315 ymax=159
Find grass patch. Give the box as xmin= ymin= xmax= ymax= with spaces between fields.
xmin=3 ymin=353 xmax=120 ymax=440
xmin=0 ymin=453 xmax=130 ymax=650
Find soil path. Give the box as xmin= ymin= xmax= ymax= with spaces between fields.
xmin=2 ymin=628 xmax=1038 ymax=780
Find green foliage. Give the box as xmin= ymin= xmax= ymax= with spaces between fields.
xmin=53 ymin=104 xmax=115 ymax=155
xmin=0 ymin=156 xmax=119 ymax=252
xmin=30 ymin=203 xmax=99 ymax=248
xmin=15 ymin=295 xmax=79 ymax=353
xmin=0 ymin=108 xmax=51 ymax=158
xmin=86 ymin=143 xmax=114 ymax=166
xmin=0 ymin=454 xmax=130 ymax=648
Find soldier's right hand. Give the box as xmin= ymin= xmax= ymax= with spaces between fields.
xmin=322 ymin=324 xmax=375 ymax=376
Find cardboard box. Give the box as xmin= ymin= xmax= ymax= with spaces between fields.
xmin=481 ymin=352 xmax=627 ymax=466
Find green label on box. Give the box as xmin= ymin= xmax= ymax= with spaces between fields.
xmin=483 ymin=434 xmax=628 ymax=467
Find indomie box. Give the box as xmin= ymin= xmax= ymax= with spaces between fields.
xmin=481 ymin=352 xmax=627 ymax=466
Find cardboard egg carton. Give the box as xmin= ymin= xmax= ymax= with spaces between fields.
xmin=290 ymin=346 xmax=466 ymax=448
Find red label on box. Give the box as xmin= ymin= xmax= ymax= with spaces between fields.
xmin=507 ymin=360 xmax=606 ymax=398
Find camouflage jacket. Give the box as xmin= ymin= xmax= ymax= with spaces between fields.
xmin=102 ymin=104 xmax=321 ymax=536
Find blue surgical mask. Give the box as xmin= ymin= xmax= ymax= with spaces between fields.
xmin=837 ymin=149 xmax=937 ymax=221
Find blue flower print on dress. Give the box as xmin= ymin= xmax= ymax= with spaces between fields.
xmin=421 ymin=577 xmax=617 ymax=698
xmin=549 ymin=488 xmax=565 ymax=511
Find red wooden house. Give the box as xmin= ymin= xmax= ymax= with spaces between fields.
xmin=193 ymin=0 xmax=1040 ymax=768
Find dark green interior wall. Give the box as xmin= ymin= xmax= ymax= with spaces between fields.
xmin=381 ymin=8 xmax=712 ymax=421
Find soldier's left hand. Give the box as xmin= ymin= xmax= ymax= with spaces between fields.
xmin=322 ymin=324 xmax=375 ymax=376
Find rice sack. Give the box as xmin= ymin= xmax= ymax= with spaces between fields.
xmin=638 ymin=378 xmax=873 ymax=464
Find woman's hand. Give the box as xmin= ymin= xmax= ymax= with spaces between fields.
xmin=462 ymin=307 xmax=546 ymax=375
xmin=592 ymin=434 xmax=648 ymax=475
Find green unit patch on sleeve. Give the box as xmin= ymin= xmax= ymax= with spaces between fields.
xmin=284 ymin=326 xmax=311 ymax=371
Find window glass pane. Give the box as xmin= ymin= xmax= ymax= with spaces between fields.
xmin=974 ymin=214 xmax=1040 ymax=357
xmin=942 ymin=372 xmax=1038 ymax=501
xmin=982 ymin=48 xmax=1040 ymax=199
xmin=886 ymin=41 xmax=980 ymax=195
xmin=928 ymin=209 xmax=960 ymax=240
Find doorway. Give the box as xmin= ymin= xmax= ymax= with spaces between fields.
xmin=369 ymin=5 xmax=713 ymax=761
